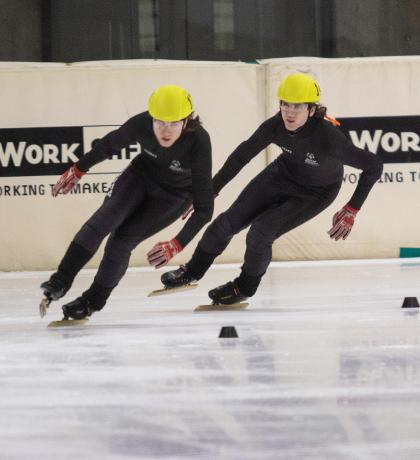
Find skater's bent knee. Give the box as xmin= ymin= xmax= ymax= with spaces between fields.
xmin=213 ymin=212 xmax=241 ymax=236
xmin=105 ymin=236 xmax=136 ymax=259
xmin=246 ymin=225 xmax=276 ymax=247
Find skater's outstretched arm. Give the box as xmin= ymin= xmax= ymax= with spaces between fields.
xmin=212 ymin=117 xmax=275 ymax=194
xmin=326 ymin=123 xmax=383 ymax=241
xmin=148 ymin=128 xmax=214 ymax=269
xmin=51 ymin=114 xmax=145 ymax=196
xmin=180 ymin=119 xmax=275 ymax=219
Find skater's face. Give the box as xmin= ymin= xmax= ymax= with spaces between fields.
xmin=280 ymin=101 xmax=315 ymax=131
xmin=153 ymin=119 xmax=184 ymax=147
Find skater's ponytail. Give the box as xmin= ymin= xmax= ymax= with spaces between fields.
xmin=184 ymin=114 xmax=202 ymax=132
xmin=309 ymin=103 xmax=327 ymax=119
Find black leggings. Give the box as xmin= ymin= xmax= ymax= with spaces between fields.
xmin=188 ymin=161 xmax=340 ymax=293
xmin=56 ymin=164 xmax=189 ymax=307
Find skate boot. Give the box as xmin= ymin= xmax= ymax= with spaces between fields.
xmin=40 ymin=276 xmax=70 ymax=318
xmin=40 ymin=276 xmax=69 ymax=301
xmin=161 ymin=265 xmax=197 ymax=288
xmin=62 ymin=296 xmax=95 ymax=320
xmin=208 ymin=281 xmax=248 ymax=305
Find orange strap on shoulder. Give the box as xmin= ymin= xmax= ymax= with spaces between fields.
xmin=324 ymin=115 xmax=341 ymax=127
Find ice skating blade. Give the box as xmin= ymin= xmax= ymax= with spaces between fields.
xmin=148 ymin=283 xmax=198 ymax=297
xmin=47 ymin=318 xmax=89 ymax=328
xmin=39 ymin=296 xmax=51 ymax=318
xmin=194 ymin=302 xmax=249 ymax=312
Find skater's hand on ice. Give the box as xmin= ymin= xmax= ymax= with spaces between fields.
xmin=147 ymin=239 xmax=183 ymax=269
xmin=52 ymin=164 xmax=85 ymax=197
xmin=327 ymin=204 xmax=359 ymax=241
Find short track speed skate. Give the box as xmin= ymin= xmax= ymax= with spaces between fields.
xmin=194 ymin=302 xmax=249 ymax=312
xmin=194 ymin=281 xmax=249 ymax=312
xmin=39 ymin=278 xmax=69 ymax=318
xmin=48 ymin=318 xmax=89 ymax=328
xmin=148 ymin=265 xmax=198 ymax=297
xmin=47 ymin=296 xmax=92 ymax=327
xmin=148 ymin=283 xmax=198 ymax=297
xmin=39 ymin=296 xmax=52 ymax=318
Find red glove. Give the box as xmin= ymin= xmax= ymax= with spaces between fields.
xmin=328 ymin=204 xmax=359 ymax=241
xmin=147 ymin=239 xmax=183 ymax=269
xmin=52 ymin=164 xmax=85 ymax=197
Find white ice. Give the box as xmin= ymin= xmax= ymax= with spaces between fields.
xmin=1 ymin=259 xmax=420 ymax=460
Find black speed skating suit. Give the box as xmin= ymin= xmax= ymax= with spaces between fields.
xmin=52 ymin=111 xmax=213 ymax=309
xmin=185 ymin=113 xmax=383 ymax=296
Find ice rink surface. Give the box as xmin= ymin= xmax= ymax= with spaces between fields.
xmin=1 ymin=259 xmax=420 ymax=460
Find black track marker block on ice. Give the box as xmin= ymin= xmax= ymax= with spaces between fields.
xmin=219 ymin=326 xmax=238 ymax=338
xmin=401 ymin=297 xmax=420 ymax=308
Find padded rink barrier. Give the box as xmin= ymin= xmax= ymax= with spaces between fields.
xmin=262 ymin=56 xmax=420 ymax=261
xmin=1 ymin=57 xmax=420 ymax=270
xmin=0 ymin=60 xmax=266 ymax=271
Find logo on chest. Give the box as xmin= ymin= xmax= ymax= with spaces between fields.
xmin=169 ymin=159 xmax=185 ymax=173
xmin=304 ymin=152 xmax=320 ymax=167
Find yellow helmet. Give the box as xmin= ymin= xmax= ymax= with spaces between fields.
xmin=148 ymin=84 xmax=193 ymax=122
xmin=277 ymin=73 xmax=321 ymax=103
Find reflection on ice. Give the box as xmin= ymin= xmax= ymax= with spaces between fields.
xmin=0 ymin=260 xmax=419 ymax=459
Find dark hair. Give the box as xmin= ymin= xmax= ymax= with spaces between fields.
xmin=308 ymin=103 xmax=327 ymax=119
xmin=184 ymin=113 xmax=202 ymax=132
xmin=278 ymin=101 xmax=327 ymax=119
